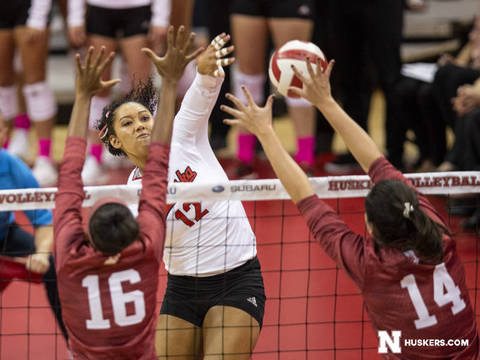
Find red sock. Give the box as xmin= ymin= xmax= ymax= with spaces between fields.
xmin=38 ymin=138 xmax=51 ymax=158
xmin=90 ymin=144 xmax=103 ymax=164
xmin=237 ymin=134 xmax=256 ymax=164
xmin=294 ymin=136 xmax=315 ymax=166
xmin=3 ymin=140 xmax=9 ymax=149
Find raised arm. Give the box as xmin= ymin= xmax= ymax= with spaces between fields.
xmin=139 ymin=26 xmax=202 ymax=256
xmin=222 ymin=88 xmax=314 ymax=203
xmin=54 ymin=48 xmax=118 ymax=266
xmin=221 ymin=88 xmax=366 ymax=286
xmin=289 ymin=60 xmax=383 ymax=173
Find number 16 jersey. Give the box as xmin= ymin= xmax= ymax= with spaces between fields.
xmin=128 ymin=73 xmax=257 ymax=277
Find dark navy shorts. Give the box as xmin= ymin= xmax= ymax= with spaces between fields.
xmin=161 ymin=256 xmax=266 ymax=328
xmin=86 ymin=5 xmax=151 ymax=39
xmin=231 ymin=0 xmax=314 ymax=20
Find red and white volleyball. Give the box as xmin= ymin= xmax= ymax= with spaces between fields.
xmin=269 ymin=40 xmax=327 ymax=98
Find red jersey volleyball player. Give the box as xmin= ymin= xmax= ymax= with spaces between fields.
xmin=53 ymin=27 xmax=199 ymax=359
xmin=222 ymin=59 xmax=479 ymax=358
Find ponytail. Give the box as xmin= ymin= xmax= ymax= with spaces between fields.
xmin=365 ymin=180 xmax=447 ymax=264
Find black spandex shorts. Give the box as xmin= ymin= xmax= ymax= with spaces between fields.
xmin=160 ymin=256 xmax=266 ymax=328
xmin=0 ymin=0 xmax=51 ymax=29
xmin=86 ymin=5 xmax=151 ymax=39
xmin=231 ymin=0 xmax=314 ymax=20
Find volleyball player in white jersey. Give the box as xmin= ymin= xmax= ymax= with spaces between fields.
xmin=96 ymin=27 xmax=266 ymax=359
xmin=67 ymin=0 xmax=171 ymax=185
xmin=0 ymin=0 xmax=58 ymax=186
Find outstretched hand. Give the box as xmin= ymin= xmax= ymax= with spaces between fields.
xmin=75 ymin=46 xmax=119 ymax=98
xmin=221 ymin=87 xmax=275 ymax=139
xmin=142 ymin=25 xmax=203 ymax=83
xmin=288 ymin=58 xmax=335 ymax=109
xmin=197 ymin=33 xmax=235 ymax=77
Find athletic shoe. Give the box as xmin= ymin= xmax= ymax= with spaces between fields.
xmin=8 ymin=129 xmax=29 ymax=160
xmin=324 ymin=153 xmax=362 ymax=174
xmin=32 ymin=156 xmax=58 ymax=187
xmin=82 ymin=155 xmax=109 ymax=185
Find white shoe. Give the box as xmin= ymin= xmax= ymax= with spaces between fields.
xmin=8 ymin=129 xmax=29 ymax=160
xmin=32 ymin=156 xmax=58 ymax=187
xmin=82 ymin=156 xmax=109 ymax=185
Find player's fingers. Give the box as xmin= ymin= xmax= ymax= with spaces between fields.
xmin=211 ymin=33 xmax=226 ymax=50
xmin=216 ymin=58 xmax=234 ymax=67
xmin=75 ymin=53 xmax=83 ymax=74
xmin=102 ymin=78 xmax=121 ymax=90
xmin=225 ymin=92 xmax=246 ymax=111
xmin=93 ymin=46 xmax=105 ymax=69
xmin=223 ymin=118 xmax=241 ymax=127
xmin=141 ymin=47 xmax=158 ymax=61
xmin=291 ymin=64 xmax=307 ymax=84
xmin=241 ymin=86 xmax=256 ymax=107
xmin=175 ymin=25 xmax=186 ymax=48
xmin=265 ymin=94 xmax=275 ymax=110
xmin=217 ymin=45 xmax=234 ymax=58
xmin=98 ymin=51 xmax=116 ymax=75
xmin=182 ymin=32 xmax=196 ymax=52
xmin=324 ymin=59 xmax=335 ymax=79
xmin=220 ymin=104 xmax=244 ymax=119
xmin=305 ymin=57 xmax=316 ymax=78
xmin=213 ymin=66 xmax=225 ymax=78
xmin=166 ymin=25 xmax=174 ymax=50
xmin=288 ymin=86 xmax=304 ymax=98
xmin=85 ymin=46 xmax=94 ymax=68
xmin=186 ymin=46 xmax=204 ymax=61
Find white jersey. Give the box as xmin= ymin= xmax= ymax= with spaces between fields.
xmin=68 ymin=0 xmax=170 ymax=27
xmin=128 ymin=73 xmax=257 ymax=276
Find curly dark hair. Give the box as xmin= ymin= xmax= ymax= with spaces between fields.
xmin=96 ymin=78 xmax=158 ymax=156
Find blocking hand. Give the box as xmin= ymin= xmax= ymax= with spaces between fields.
xmin=142 ymin=25 xmax=203 ymax=83
xmin=197 ymin=33 xmax=235 ymax=78
xmin=74 ymin=46 xmax=119 ymax=98
xmin=221 ymin=87 xmax=275 ymax=138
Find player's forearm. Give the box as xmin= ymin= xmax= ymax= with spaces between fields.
xmin=257 ymin=128 xmax=315 ymax=204
xmin=34 ymin=226 xmax=53 ymax=254
xmin=151 ymin=80 xmax=177 ymax=144
xmin=68 ymin=94 xmax=91 ymax=138
xmin=316 ymin=98 xmax=382 ymax=173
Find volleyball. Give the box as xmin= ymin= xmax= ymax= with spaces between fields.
xmin=268 ymin=40 xmax=327 ymax=98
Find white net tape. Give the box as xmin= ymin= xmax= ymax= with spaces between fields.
xmin=1 ymin=171 xmax=480 ymax=211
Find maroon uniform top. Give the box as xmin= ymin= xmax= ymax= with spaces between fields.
xmin=297 ymin=157 xmax=479 ymax=359
xmin=54 ymin=136 xmax=169 ymax=359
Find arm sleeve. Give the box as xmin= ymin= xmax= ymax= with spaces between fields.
xmin=67 ymin=0 xmax=86 ymax=27
xmin=137 ymin=142 xmax=170 ymax=260
xmin=172 ymin=73 xmax=223 ymax=148
xmin=26 ymin=0 xmax=52 ymax=29
xmin=53 ymin=136 xmax=87 ymax=268
xmin=297 ymin=195 xmax=366 ymax=288
xmin=368 ymin=156 xmax=447 ymax=227
xmin=8 ymin=156 xmax=53 ymax=228
xmin=151 ymin=0 xmax=171 ymax=27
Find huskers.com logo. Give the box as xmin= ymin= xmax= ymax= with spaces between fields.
xmin=378 ymin=330 xmax=402 ymax=354
xmin=378 ymin=331 xmax=469 ymax=354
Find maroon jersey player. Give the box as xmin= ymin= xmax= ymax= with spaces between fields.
xmin=53 ymin=27 xmax=199 ymax=359
xmin=222 ymin=59 xmax=479 ymax=359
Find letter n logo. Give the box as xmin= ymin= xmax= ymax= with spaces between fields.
xmin=378 ymin=330 xmax=401 ymax=354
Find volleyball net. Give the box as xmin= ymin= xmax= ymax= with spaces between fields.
xmin=0 ymin=172 xmax=479 ymax=359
